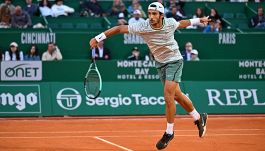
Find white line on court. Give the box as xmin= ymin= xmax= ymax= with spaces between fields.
xmin=0 ymin=129 xmax=264 ymax=134
xmin=0 ymin=133 xmax=264 ymax=139
xmin=1 ymin=116 xmax=265 ymax=121
xmin=94 ymin=136 xmax=133 ymax=151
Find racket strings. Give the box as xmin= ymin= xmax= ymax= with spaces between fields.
xmin=85 ymin=70 xmax=100 ymax=97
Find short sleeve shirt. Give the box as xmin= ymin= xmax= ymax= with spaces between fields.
xmin=128 ymin=17 xmax=183 ymax=63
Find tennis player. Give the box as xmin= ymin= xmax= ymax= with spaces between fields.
xmin=90 ymin=2 xmax=209 ymax=150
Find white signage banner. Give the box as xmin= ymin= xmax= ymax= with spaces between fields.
xmin=1 ymin=61 xmax=42 ymax=81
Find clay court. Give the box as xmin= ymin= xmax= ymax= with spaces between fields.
xmin=0 ymin=115 xmax=265 ymax=151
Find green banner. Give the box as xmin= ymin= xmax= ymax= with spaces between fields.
xmin=41 ymin=60 xmax=265 ymax=82
xmin=1 ymin=60 xmax=264 ymax=82
xmin=184 ymin=82 xmax=265 ymax=114
xmin=1 ymin=81 xmax=264 ymax=117
xmin=49 ymin=82 xmax=265 ymax=116
xmin=50 ymin=82 xmax=167 ymax=116
xmin=0 ymin=84 xmax=52 ymax=116
xmin=0 ymin=84 xmax=41 ymax=114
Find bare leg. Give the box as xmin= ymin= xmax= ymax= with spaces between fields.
xmin=174 ymin=83 xmax=194 ymax=113
xmin=164 ymin=80 xmax=177 ymax=123
xmin=156 ymin=80 xmax=177 ymax=150
xmin=172 ymin=82 xmax=207 ymax=138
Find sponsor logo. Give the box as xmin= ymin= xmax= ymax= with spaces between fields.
xmin=86 ymin=94 xmax=165 ymax=108
xmin=21 ymin=32 xmax=56 ymax=44
xmin=56 ymin=88 xmax=82 ymax=110
xmin=218 ymin=33 xmax=236 ymax=45
xmin=116 ymin=61 xmax=159 ymax=80
xmin=0 ymin=85 xmax=41 ymax=113
xmin=56 ymin=88 xmax=165 ymax=110
xmin=123 ymin=34 xmax=145 ymax=44
xmin=0 ymin=93 xmax=38 ymax=111
xmin=206 ymin=89 xmax=265 ymax=106
xmin=238 ymin=60 xmax=265 ymax=80
xmin=1 ymin=61 xmax=42 ymax=81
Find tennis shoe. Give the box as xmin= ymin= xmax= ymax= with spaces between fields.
xmin=195 ymin=113 xmax=208 ymax=138
xmin=156 ymin=132 xmax=174 ymax=150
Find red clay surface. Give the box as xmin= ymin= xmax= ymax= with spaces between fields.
xmin=0 ymin=115 xmax=265 ymax=151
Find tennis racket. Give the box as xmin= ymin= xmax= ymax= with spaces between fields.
xmin=84 ymin=50 xmax=102 ymax=99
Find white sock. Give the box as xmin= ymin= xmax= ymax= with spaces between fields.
xmin=165 ymin=123 xmax=174 ymax=135
xmin=189 ymin=109 xmax=200 ymax=121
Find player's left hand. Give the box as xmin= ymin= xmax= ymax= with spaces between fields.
xmin=89 ymin=38 xmax=98 ymax=48
xmin=200 ymin=16 xmax=211 ymax=26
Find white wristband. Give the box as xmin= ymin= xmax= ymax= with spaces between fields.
xmin=95 ymin=32 xmax=107 ymax=42
xmin=189 ymin=18 xmax=200 ymax=26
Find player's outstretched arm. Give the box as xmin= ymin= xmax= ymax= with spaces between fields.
xmin=90 ymin=25 xmax=128 ymax=48
xmin=177 ymin=16 xmax=211 ymax=29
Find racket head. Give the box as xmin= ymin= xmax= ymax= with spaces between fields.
xmin=84 ymin=66 xmax=102 ymax=99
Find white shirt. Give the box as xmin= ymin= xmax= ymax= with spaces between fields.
xmin=42 ymin=47 xmax=63 ymax=61
xmin=51 ymin=4 xmax=74 ymax=17
xmin=98 ymin=47 xmax=104 ymax=58
xmin=4 ymin=51 xmax=24 ymax=61
xmin=186 ymin=51 xmax=191 ymax=61
xmin=40 ymin=6 xmax=54 ymax=17
xmin=128 ymin=17 xmax=145 ymax=25
xmin=128 ymin=18 xmax=183 ymax=63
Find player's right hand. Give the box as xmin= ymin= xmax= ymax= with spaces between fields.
xmin=89 ymin=38 xmax=98 ymax=48
xmin=200 ymin=16 xmax=211 ymax=26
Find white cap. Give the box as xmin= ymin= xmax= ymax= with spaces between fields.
xmin=10 ymin=42 xmax=18 ymax=47
xmin=148 ymin=2 xmax=164 ymax=14
xmin=191 ymin=49 xmax=198 ymax=55
xmin=133 ymin=9 xmax=141 ymax=15
xmin=118 ymin=12 xmax=124 ymax=18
